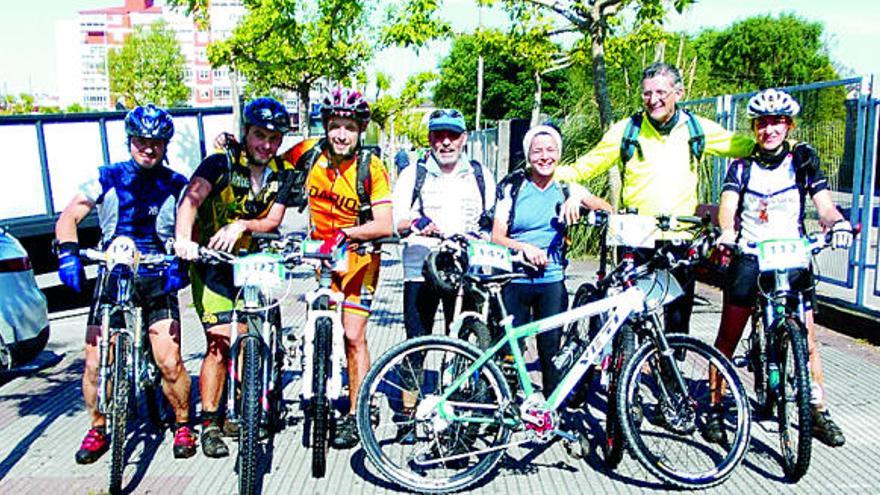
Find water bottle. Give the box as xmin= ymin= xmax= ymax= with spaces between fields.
xmin=768 ymin=362 xmax=780 ymax=390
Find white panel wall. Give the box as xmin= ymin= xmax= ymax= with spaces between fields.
xmin=0 ymin=126 xmax=45 ymax=218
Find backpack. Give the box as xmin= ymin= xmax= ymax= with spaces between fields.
xmin=291 ymin=138 xmax=374 ymax=224
xmin=731 ymin=143 xmax=814 ymax=224
xmin=409 ymin=155 xmax=488 ymax=228
xmin=492 ymin=168 xmax=570 ymax=233
xmin=619 ymin=108 xmax=706 ymax=184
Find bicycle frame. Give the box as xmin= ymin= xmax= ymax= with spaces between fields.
xmin=299 ymin=265 xmax=345 ymax=402
xmin=437 ymin=286 xmax=645 ymax=424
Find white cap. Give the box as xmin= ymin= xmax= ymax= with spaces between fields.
xmin=522 ymin=125 xmax=563 ymax=163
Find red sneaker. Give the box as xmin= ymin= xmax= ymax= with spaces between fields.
xmin=75 ymin=428 xmax=109 ymax=464
xmin=173 ymin=425 xmax=197 ymax=459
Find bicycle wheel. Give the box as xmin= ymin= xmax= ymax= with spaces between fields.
xmin=776 ymin=317 xmax=812 ymax=481
xmin=748 ymin=311 xmax=770 ymax=417
xmin=311 ymin=317 xmax=332 ymax=478
xmin=617 ymin=334 xmax=751 ymax=488
xmin=239 ymin=328 xmax=262 ymax=495
xmin=602 ymin=324 xmax=635 ymax=468
xmin=109 ymin=333 xmax=130 ymax=494
xmin=456 ymin=316 xmax=492 ymax=350
xmin=356 ymin=336 xmax=512 ymax=494
xmin=267 ymin=318 xmax=285 ymax=434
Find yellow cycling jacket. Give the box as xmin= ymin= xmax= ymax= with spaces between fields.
xmin=556 ymin=112 xmax=754 ymax=221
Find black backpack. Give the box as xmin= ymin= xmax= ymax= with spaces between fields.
xmin=290 ymin=138 xmax=374 ymax=224
xmin=489 ymin=168 xmax=570 ymax=232
xmin=619 ymin=108 xmax=706 ymax=183
xmin=409 ymin=154 xmax=488 ymax=228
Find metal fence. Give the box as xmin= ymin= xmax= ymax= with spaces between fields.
xmin=683 ymin=76 xmax=879 ymax=312
xmin=468 ymin=127 xmax=501 ymax=181
xmin=0 ymin=107 xmax=236 ymax=238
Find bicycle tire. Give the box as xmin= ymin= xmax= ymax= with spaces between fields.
xmin=109 ymin=333 xmax=130 ymax=495
xmin=239 ymin=327 xmax=262 ymax=495
xmin=356 ymin=336 xmax=512 ymax=494
xmin=776 ymin=317 xmax=812 ymax=481
xmin=749 ymin=311 xmax=770 ymax=417
xmin=456 ymin=316 xmax=492 ymax=350
xmin=570 ymin=283 xmax=606 ymax=400
xmin=617 ymin=334 xmax=751 ymax=488
xmin=268 ymin=318 xmax=285 ymax=434
xmin=311 ymin=317 xmax=332 ymax=478
xmin=602 ymin=324 xmax=635 ymax=469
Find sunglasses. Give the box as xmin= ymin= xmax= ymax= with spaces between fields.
xmin=429 ymin=109 xmax=463 ymax=120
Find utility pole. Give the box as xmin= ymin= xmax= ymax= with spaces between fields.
xmin=475 ymin=4 xmax=484 ymax=132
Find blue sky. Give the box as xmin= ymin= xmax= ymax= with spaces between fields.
xmin=1 ymin=0 xmax=878 ymax=96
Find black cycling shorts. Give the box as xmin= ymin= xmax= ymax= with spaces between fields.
xmin=723 ymin=253 xmax=813 ymax=308
xmin=86 ymin=271 xmax=179 ymax=332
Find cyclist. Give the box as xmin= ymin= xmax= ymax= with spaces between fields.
xmin=392 ymin=109 xmax=496 ymax=354
xmin=707 ymin=88 xmax=853 ymax=446
xmin=55 ymin=105 xmax=196 ymax=462
xmin=491 ymin=123 xmax=611 ymax=393
xmin=555 ymin=62 xmax=755 ymax=342
xmin=306 ymin=88 xmax=394 ymax=449
xmin=173 ymin=97 xmax=296 ymax=458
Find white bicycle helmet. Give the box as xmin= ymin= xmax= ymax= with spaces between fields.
xmin=746 ymin=88 xmax=800 ymax=119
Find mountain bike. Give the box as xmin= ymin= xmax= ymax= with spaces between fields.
xmin=294 ymin=236 xmax=399 ymax=478
xmin=199 ymin=233 xmax=301 ymax=495
xmin=730 ymin=229 xmax=856 ymax=481
xmin=356 ymin=214 xmax=751 ymax=493
xmin=80 ymin=236 xmax=175 ymax=494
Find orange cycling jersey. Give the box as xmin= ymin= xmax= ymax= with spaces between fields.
xmin=306 ymin=150 xmax=392 ymax=239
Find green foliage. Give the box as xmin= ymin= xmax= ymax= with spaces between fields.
xmin=208 ymin=0 xmax=372 ymax=94
xmin=107 ymin=21 xmax=189 ymax=108
xmin=372 ymin=72 xmax=436 ymax=131
xmin=380 ymin=0 xmax=452 ymax=49
xmin=693 ymin=13 xmax=838 ymax=91
xmin=397 ymin=110 xmax=430 ymax=148
xmin=433 ymin=30 xmax=567 ymax=128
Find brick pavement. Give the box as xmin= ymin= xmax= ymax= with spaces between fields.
xmin=1 ymin=252 xmax=879 ymax=494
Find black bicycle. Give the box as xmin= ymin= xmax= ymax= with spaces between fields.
xmin=731 ymin=229 xmax=856 ymax=481
xmin=80 ymin=236 xmax=174 ymax=494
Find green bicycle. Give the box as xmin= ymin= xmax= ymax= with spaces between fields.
xmin=356 ymin=214 xmax=752 ymax=493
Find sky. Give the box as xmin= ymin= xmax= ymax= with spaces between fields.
xmin=1 ymin=0 xmax=878 ymax=96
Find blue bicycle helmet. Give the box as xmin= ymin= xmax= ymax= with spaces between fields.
xmin=243 ymin=97 xmax=291 ymax=133
xmin=124 ymin=104 xmax=174 ymax=141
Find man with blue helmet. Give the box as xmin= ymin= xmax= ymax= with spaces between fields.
xmin=174 ymin=97 xmax=297 ymax=458
xmin=55 ymin=104 xmax=196 ymax=463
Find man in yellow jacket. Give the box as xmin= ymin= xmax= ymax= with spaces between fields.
xmin=557 ymin=62 xmax=754 ymax=339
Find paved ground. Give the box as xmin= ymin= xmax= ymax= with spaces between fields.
xmin=1 ymin=250 xmax=879 ymax=495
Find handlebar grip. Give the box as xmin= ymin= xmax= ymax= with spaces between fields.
xmin=251 ymin=232 xmax=281 ymax=241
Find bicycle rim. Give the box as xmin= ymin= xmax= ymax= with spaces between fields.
xmin=776 ymin=317 xmax=812 ymax=481
xmin=109 ymin=334 xmax=130 ymax=494
xmin=311 ymin=317 xmax=331 ymax=478
xmin=749 ymin=313 xmax=769 ymax=416
xmin=618 ymin=335 xmax=751 ymax=488
xmin=239 ymin=332 xmax=262 ymax=495
xmin=356 ymin=336 xmax=512 ymax=494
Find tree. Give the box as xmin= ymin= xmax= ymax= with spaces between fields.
xmin=206 ymin=0 xmax=373 ymax=137
xmin=433 ymin=30 xmax=567 ymax=128
xmin=108 ymin=20 xmax=189 ymax=108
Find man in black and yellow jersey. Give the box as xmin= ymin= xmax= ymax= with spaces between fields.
xmin=174 ymin=97 xmax=296 ymax=458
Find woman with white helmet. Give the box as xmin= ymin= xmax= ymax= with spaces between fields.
xmin=707 ymin=88 xmax=854 ymax=448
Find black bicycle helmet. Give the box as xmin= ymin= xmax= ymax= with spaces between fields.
xmin=243 ymin=97 xmax=291 ymax=133
xmin=422 ymin=245 xmax=467 ymax=294
xmin=124 ymin=104 xmax=174 ymax=141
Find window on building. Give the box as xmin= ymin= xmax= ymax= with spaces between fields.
xmin=214 ymin=87 xmax=231 ymax=100
xmin=199 ymin=88 xmax=211 ymax=100
xmin=198 ymin=69 xmax=211 ymax=80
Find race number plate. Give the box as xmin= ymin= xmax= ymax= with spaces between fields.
xmin=467 ymin=240 xmax=512 ymax=272
xmin=233 ymin=253 xmax=286 ymax=288
xmin=607 ymin=214 xmax=656 ymax=248
xmin=757 ymin=238 xmax=810 ymax=271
